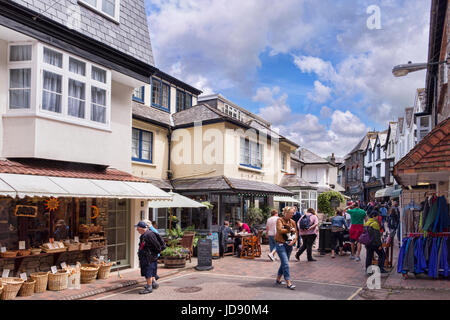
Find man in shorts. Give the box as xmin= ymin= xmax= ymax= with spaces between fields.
xmin=345 ymin=203 xmax=367 ymax=262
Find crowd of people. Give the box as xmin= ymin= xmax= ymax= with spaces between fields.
xmin=265 ymin=199 xmax=402 ymax=290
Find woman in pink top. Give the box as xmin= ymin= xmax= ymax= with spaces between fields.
xmin=295 ymin=208 xmax=319 ymax=262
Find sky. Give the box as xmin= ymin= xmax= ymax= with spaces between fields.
xmin=144 ymin=0 xmax=431 ymax=158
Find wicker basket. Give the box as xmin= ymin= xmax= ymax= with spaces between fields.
xmin=80 ymin=242 xmax=92 ymax=251
xmin=48 ymin=270 xmax=69 ymax=291
xmin=17 ymin=249 xmax=31 ymax=257
xmin=0 ymin=282 xmax=3 ymax=297
xmin=67 ymin=243 xmax=81 ymax=251
xmin=18 ymin=279 xmax=36 ymax=297
xmin=31 ymin=248 xmax=42 ymax=256
xmin=0 ymin=277 xmax=24 ymax=300
xmin=1 ymin=250 xmax=18 ymax=258
xmin=30 ymin=272 xmax=49 ymax=293
xmin=97 ymin=263 xmax=113 ymax=280
xmin=80 ymin=264 xmax=99 ymax=284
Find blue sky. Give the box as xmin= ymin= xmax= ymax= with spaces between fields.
xmin=144 ymin=0 xmax=431 ymax=157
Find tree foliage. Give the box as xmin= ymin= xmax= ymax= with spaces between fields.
xmin=318 ymin=191 xmax=345 ymax=217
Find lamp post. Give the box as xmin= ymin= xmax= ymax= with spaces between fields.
xmin=392 ymin=59 xmax=448 ymax=77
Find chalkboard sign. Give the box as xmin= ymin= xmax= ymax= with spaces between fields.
xmin=195 ymin=239 xmax=213 ymax=271
xmin=14 ymin=205 xmax=38 ymax=218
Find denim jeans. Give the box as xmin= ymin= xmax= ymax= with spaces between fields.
xmin=268 ymin=236 xmax=276 ymax=252
xmin=276 ymin=243 xmax=293 ymax=281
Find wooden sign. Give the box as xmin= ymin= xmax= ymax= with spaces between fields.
xmin=14 ymin=205 xmax=38 ymax=218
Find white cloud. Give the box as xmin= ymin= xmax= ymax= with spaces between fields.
xmin=253 ymin=87 xmax=291 ymax=125
xmin=307 ymin=81 xmax=332 ymax=103
xmin=320 ymin=106 xmax=332 ymax=118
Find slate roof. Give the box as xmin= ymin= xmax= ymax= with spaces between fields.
xmin=171 ymin=176 xmax=292 ymax=195
xmin=279 ymin=174 xmax=316 ymax=189
xmin=132 ymin=102 xmax=172 ymax=127
xmin=0 ymin=159 xmax=147 ymax=182
xmin=349 ymin=135 xmax=369 ymax=154
xmin=299 ymin=148 xmax=329 ymax=164
xmin=405 ymin=108 xmax=414 ymax=128
xmin=11 ymin=0 xmax=154 ymax=65
xmin=146 ymin=178 xmax=173 ymax=190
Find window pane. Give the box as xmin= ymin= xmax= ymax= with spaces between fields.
xmin=83 ymin=0 xmax=97 ymax=6
xmin=42 ymin=71 xmax=62 ymax=113
xmin=152 ymin=80 xmax=161 ymax=105
xmin=10 ymin=45 xmax=32 ymax=62
xmin=10 ymin=69 xmax=31 ymax=88
xmin=133 ymin=87 xmax=144 ymax=101
xmin=69 ymin=57 xmax=86 ymax=76
xmin=176 ymin=90 xmax=184 ymax=112
xmin=91 ymin=86 xmax=106 ymax=123
xmin=68 ymin=79 xmax=85 ymax=118
xmin=92 ymin=66 xmax=106 ymax=83
xmin=43 ymin=48 xmax=63 ymax=68
xmin=186 ymin=94 xmax=192 ymax=108
xmin=420 ymin=116 xmax=429 ymax=128
xmin=9 ymin=89 xmax=30 ymax=109
xmin=102 ymin=0 xmax=115 ymax=17
xmin=162 ymin=84 xmax=170 ymax=108
xmin=132 ymin=129 xmax=139 ymax=158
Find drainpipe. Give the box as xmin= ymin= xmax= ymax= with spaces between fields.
xmin=167 ymin=127 xmax=173 ymax=180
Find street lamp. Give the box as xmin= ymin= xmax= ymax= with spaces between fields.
xmin=392 ymin=59 xmax=448 ymax=77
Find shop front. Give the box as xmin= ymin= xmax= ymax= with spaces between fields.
xmin=0 ymin=161 xmax=172 ymax=276
xmin=170 ymin=176 xmax=292 ymax=233
xmin=364 ymin=178 xmax=384 ymax=202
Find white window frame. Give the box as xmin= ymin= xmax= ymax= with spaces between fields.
xmin=240 ymin=137 xmax=263 ymax=169
xmin=417 ymin=115 xmax=431 ymax=143
xmin=7 ymin=41 xmax=111 ymax=130
xmin=78 ymin=0 xmax=121 ymax=23
xmin=7 ymin=42 xmax=37 ymax=113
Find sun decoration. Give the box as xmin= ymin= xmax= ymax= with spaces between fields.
xmin=91 ymin=205 xmax=99 ymax=219
xmin=44 ymin=197 xmax=60 ymax=212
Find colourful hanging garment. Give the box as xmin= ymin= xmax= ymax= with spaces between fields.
xmin=438 ymin=237 xmax=448 ymax=277
xmin=428 ymin=238 xmax=439 ymax=278
xmin=397 ymin=238 xmax=408 ymax=274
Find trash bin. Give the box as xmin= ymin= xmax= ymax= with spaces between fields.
xmin=318 ymin=223 xmax=333 ymax=254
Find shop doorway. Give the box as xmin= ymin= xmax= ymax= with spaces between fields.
xmin=106 ymin=199 xmax=130 ymax=269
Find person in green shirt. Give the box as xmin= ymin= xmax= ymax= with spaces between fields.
xmin=344 ymin=203 xmax=367 ymax=261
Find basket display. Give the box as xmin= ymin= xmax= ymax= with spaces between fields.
xmin=80 ymin=264 xmax=99 ymax=284
xmin=40 ymin=246 xmax=68 ymax=253
xmin=97 ymin=263 xmax=113 ymax=280
xmin=30 ymin=248 xmax=42 ymax=255
xmin=48 ymin=270 xmax=69 ymax=291
xmin=30 ymin=272 xmax=49 ymax=293
xmin=18 ymin=279 xmax=36 ymax=297
xmin=0 ymin=250 xmax=18 ymax=258
xmin=0 ymin=277 xmax=24 ymax=300
xmin=0 ymin=281 xmax=3 ymax=297
xmin=80 ymin=242 xmax=92 ymax=251
xmin=67 ymin=243 xmax=81 ymax=251
xmin=17 ymin=249 xmax=31 ymax=257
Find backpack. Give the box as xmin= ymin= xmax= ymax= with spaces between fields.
xmin=358 ymin=226 xmax=372 ymax=245
xmin=153 ymin=232 xmax=167 ymax=253
xmin=299 ymin=214 xmax=311 ymax=230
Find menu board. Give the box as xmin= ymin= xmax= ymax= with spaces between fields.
xmin=14 ymin=205 xmax=38 ymax=218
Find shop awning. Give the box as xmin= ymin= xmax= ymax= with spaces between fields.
xmin=0 ymin=173 xmax=172 ymax=200
xmin=273 ymin=196 xmax=300 ymax=203
xmin=375 ymin=187 xmax=397 ymax=198
xmin=148 ymin=192 xmax=207 ymax=208
xmin=391 ymin=188 xmax=402 ymax=198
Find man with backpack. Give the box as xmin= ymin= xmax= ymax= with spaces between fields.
xmin=363 ymin=211 xmax=388 ymax=274
xmin=295 ymin=208 xmax=319 ymax=262
xmin=292 ymin=205 xmax=302 ymax=249
xmin=135 ymin=221 xmax=166 ymax=294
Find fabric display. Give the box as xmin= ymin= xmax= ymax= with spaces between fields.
xmin=397 ymin=235 xmax=449 ymax=278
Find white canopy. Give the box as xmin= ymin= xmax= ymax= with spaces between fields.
xmin=148 ymin=192 xmax=207 ymax=209
xmin=0 ymin=173 xmax=172 ymax=200
xmin=273 ymin=196 xmax=300 ymax=204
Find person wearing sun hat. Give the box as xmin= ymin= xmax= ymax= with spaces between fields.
xmin=135 ymin=221 xmax=164 ymax=294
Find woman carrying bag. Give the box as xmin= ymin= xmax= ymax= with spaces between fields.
xmin=363 ymin=211 xmax=388 ymax=274
xmin=330 ymin=209 xmax=348 ymax=258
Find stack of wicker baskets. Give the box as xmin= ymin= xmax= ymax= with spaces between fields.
xmin=48 ymin=270 xmax=69 ymax=291
xmin=0 ymin=277 xmax=24 ymax=300
xmin=80 ymin=264 xmax=100 ymax=283
xmin=0 ymin=279 xmax=3 ymax=297
xmin=97 ymin=263 xmax=113 ymax=280
xmin=18 ymin=279 xmax=36 ymax=297
xmin=0 ymin=250 xmax=18 ymax=258
xmin=30 ymin=272 xmax=49 ymax=293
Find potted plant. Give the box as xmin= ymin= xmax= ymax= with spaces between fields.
xmin=161 ymin=246 xmax=189 ymax=268
xmin=246 ymin=207 xmax=264 ymax=231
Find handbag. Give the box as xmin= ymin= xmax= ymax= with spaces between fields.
xmin=358 ymin=226 xmax=372 ymax=246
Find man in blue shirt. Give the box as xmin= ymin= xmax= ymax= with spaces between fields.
xmin=379 ymin=203 xmax=388 ymax=230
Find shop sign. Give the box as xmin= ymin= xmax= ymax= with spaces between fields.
xmin=2 ymin=269 xmax=10 ymax=278
xmin=14 ymin=205 xmax=38 ymax=218
xmin=207 ymin=233 xmax=220 ymax=259
xmin=350 ymin=185 xmax=361 ymax=194
xmin=330 ymin=197 xmax=340 ymax=208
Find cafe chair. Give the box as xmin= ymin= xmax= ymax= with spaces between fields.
xmin=224 ymin=242 xmax=234 ymax=256
xmin=180 ymin=232 xmax=196 ymax=263
xmin=240 ymin=236 xmax=258 ymax=259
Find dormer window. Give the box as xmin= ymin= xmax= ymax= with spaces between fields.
xmin=224 ymin=104 xmax=244 ymax=122
xmin=78 ymin=0 xmax=121 ymax=22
